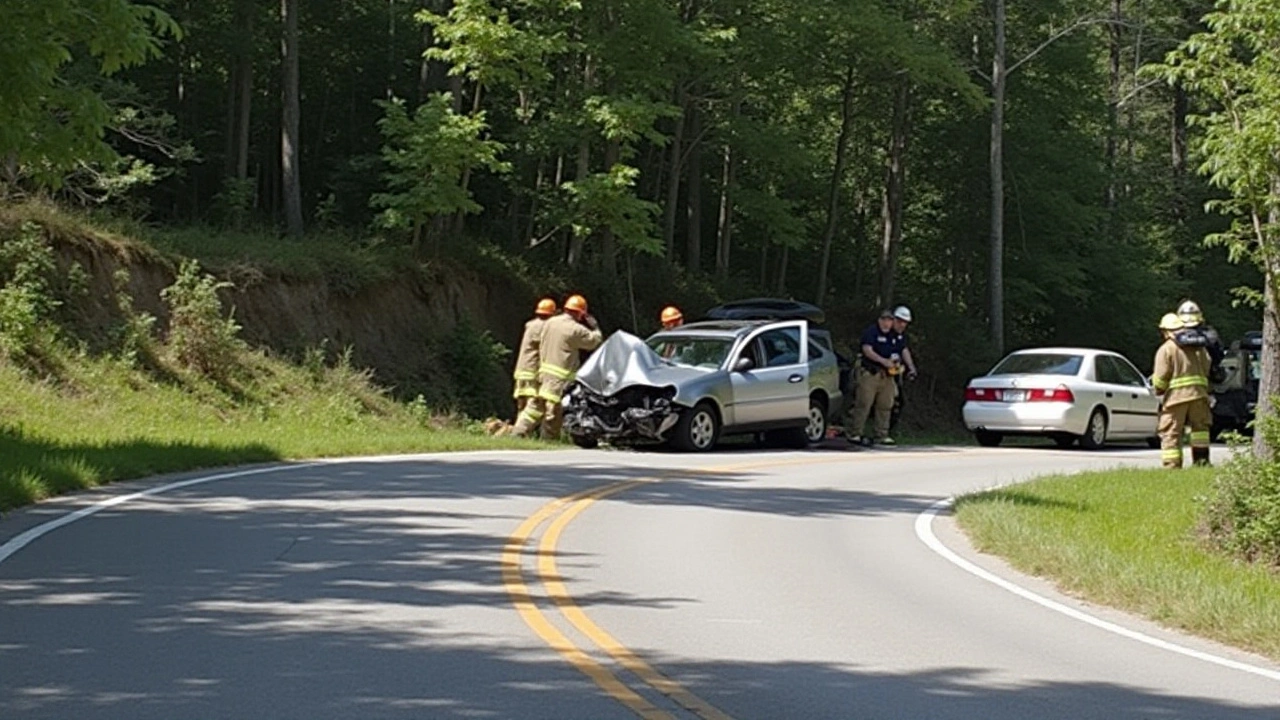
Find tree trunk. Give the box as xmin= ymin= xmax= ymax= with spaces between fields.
xmin=686 ymin=105 xmax=703 ymax=273
xmin=1105 ymin=0 xmax=1122 ymax=217
xmin=878 ymin=78 xmax=910 ymax=307
xmin=776 ymin=244 xmax=789 ymax=295
xmin=281 ymin=0 xmax=304 ymax=237
xmin=815 ymin=65 xmax=857 ymax=305
xmin=600 ymin=140 xmax=620 ymax=276
xmin=663 ymin=88 xmax=688 ymax=261
xmin=989 ymin=0 xmax=1007 ymax=354
xmin=714 ymin=139 xmax=736 ymax=279
xmin=1255 ymin=185 xmax=1280 ymax=459
xmin=567 ymin=56 xmax=594 ymax=267
xmin=236 ymin=1 xmax=254 ymax=182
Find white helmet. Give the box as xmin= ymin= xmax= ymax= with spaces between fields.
xmin=892 ymin=305 xmax=912 ymax=322
xmin=1177 ymin=299 xmax=1203 ymax=327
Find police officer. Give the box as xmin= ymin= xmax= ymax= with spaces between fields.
xmin=1153 ymin=312 xmax=1213 ymax=468
xmin=846 ymin=309 xmax=904 ymax=446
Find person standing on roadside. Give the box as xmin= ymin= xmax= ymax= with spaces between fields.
xmin=510 ymin=294 xmax=603 ymax=441
xmin=889 ymin=305 xmax=918 ymax=434
xmin=845 ymin=309 xmax=904 ymax=446
xmin=511 ymin=298 xmax=556 ymax=423
xmin=1152 ymin=312 xmax=1213 ymax=468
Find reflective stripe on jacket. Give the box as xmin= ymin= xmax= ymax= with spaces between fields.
xmin=1152 ymin=338 xmax=1211 ymax=407
xmin=537 ymin=313 xmax=603 ymax=381
xmin=513 ymin=317 xmax=547 ymax=380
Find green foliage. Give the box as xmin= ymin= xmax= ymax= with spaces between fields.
xmin=110 ymin=268 xmax=158 ymax=368
xmin=0 ymin=1 xmax=179 ymax=186
xmin=0 ymin=222 xmax=62 ymax=360
xmin=371 ymin=94 xmax=510 ymax=233
xmin=432 ymin=319 xmax=512 ymax=419
xmin=562 ymin=164 xmax=662 ymax=255
xmin=159 ymin=260 xmax=245 ymax=378
xmin=1201 ymin=411 xmax=1280 ymax=566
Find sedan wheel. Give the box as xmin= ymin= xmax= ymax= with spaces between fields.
xmin=1080 ymin=409 xmax=1108 ymax=450
xmin=804 ymin=399 xmax=827 ymax=444
xmin=672 ymin=402 xmax=721 ymax=452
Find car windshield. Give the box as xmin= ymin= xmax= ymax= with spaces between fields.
xmin=646 ymin=336 xmax=734 ymax=369
xmin=989 ymin=352 xmax=1083 ymax=376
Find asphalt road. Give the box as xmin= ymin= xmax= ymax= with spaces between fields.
xmin=2 ymin=445 xmax=1278 ymax=719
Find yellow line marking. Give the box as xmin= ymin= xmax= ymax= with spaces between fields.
xmin=540 ymin=483 xmax=736 ymax=720
xmin=502 ymin=483 xmax=675 ymax=719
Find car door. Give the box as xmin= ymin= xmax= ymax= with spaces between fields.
xmin=1093 ymin=355 xmax=1137 ymax=434
xmin=1111 ymin=354 xmax=1160 ymax=436
xmin=728 ymin=321 xmax=810 ymax=425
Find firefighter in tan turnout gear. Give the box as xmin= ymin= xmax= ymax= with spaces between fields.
xmin=511 ymin=294 xmax=603 ymax=441
xmin=1152 ymin=312 xmax=1213 ymax=468
xmin=512 ymin=298 xmax=557 ymax=421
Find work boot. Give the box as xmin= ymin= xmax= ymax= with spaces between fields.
xmin=878 ymin=436 xmax=896 ymax=446
xmin=1191 ymin=447 xmax=1211 ymax=467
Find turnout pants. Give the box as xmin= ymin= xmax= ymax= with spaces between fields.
xmin=511 ymin=376 xmax=569 ymax=441
xmin=513 ymin=377 xmax=538 ymax=418
xmin=1158 ymin=398 xmax=1211 ymax=469
xmin=848 ymin=368 xmax=898 ymax=440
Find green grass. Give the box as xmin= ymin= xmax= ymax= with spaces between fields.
xmin=0 ymin=348 xmax=541 ymax=512
xmin=955 ymin=467 xmax=1280 ymax=661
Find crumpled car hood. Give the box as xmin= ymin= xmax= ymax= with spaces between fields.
xmin=575 ymin=331 xmax=709 ymax=396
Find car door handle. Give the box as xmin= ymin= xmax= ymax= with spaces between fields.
xmin=1105 ymin=392 xmax=1114 ymax=398
xmin=788 ymin=374 xmax=804 ymax=383
xmin=1131 ymin=393 xmax=1139 ymax=399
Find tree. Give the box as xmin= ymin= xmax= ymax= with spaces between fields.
xmin=0 ymin=0 xmax=178 ymax=188
xmin=281 ymin=0 xmax=304 ymax=237
xmin=1159 ymin=0 xmax=1280 ymax=458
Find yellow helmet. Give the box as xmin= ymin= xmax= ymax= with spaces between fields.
xmin=535 ymin=298 xmax=557 ymax=316
xmin=1158 ymin=312 xmax=1183 ymax=331
xmin=564 ymin=294 xmax=588 ymax=315
xmin=660 ymin=306 xmax=683 ymax=326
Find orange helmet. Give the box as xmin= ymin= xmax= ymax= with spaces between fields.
xmin=535 ymin=298 xmax=556 ymax=316
xmin=660 ymin=306 xmax=683 ymax=326
xmin=564 ymin=294 xmax=588 ymax=315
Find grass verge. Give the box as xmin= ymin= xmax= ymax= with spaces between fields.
xmin=0 ymin=349 xmax=541 ymax=513
xmin=954 ymin=466 xmax=1280 ymax=661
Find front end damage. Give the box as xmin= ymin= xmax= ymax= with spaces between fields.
xmin=563 ymin=330 xmax=697 ymax=446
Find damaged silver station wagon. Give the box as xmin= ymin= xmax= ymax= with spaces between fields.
xmin=563 ymin=319 xmax=844 ymax=451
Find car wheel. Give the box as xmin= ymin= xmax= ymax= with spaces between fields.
xmin=974 ymin=430 xmax=1003 ymax=447
xmin=1052 ymin=433 xmax=1077 ymax=449
xmin=1080 ymin=408 xmax=1108 ymax=450
xmin=571 ymin=434 xmax=599 ymax=449
xmin=672 ymin=402 xmax=720 ymax=452
xmin=804 ymin=397 xmax=828 ymax=444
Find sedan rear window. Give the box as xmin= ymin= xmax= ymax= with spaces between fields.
xmin=989 ymin=353 xmax=1083 ymax=376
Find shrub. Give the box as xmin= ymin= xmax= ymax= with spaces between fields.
xmin=435 ymin=320 xmax=511 ymax=419
xmin=0 ymin=222 xmax=61 ymax=360
xmin=160 ymin=260 xmax=245 ymax=377
xmin=111 ymin=269 xmax=158 ymax=368
xmin=1200 ymin=409 xmax=1280 ymax=567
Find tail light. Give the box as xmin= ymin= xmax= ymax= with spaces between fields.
xmin=1028 ymin=385 xmax=1074 ymax=402
xmin=965 ymin=386 xmax=995 ymax=402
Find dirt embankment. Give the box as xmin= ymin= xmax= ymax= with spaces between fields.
xmin=49 ymin=232 xmax=536 ymax=396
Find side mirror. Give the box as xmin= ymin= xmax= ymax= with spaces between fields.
xmin=733 ymin=356 xmax=755 ymax=373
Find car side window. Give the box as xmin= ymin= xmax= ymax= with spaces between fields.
xmin=758 ymin=328 xmax=802 ymax=368
xmin=1112 ymin=356 xmax=1147 ymax=387
xmin=1094 ymin=356 xmax=1122 ymax=385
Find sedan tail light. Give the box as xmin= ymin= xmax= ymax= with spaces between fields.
xmin=965 ymin=386 xmax=997 ymax=402
xmin=1027 ymin=385 xmax=1074 ymax=403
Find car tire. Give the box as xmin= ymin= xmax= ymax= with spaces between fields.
xmin=1052 ymin=433 xmax=1077 ymax=449
xmin=804 ymin=397 xmax=828 ymax=444
xmin=571 ymin=434 xmax=599 ymax=449
xmin=671 ymin=402 xmax=721 ymax=452
xmin=1079 ymin=408 xmax=1108 ymax=450
xmin=974 ymin=430 xmax=1003 ymax=447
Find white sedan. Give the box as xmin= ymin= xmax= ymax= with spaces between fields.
xmin=962 ymin=347 xmax=1161 ymax=449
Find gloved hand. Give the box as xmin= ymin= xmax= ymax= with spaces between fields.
xmin=907 ymin=370 xmax=918 ymax=381
xmin=584 ymin=314 xmax=599 ymax=330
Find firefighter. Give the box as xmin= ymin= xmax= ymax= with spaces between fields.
xmin=1152 ymin=312 xmax=1213 ymax=468
xmin=511 ymin=294 xmax=603 ymax=441
xmin=660 ymin=306 xmax=684 ymax=330
xmin=512 ymin=298 xmax=557 ymax=420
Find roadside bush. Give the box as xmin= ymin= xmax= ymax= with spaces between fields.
xmin=435 ymin=320 xmax=511 ymax=419
xmin=160 ymin=260 xmax=245 ymax=378
xmin=1200 ymin=410 xmax=1280 ymax=567
xmin=0 ymin=222 xmax=61 ymax=361
xmin=110 ymin=269 xmax=158 ymax=368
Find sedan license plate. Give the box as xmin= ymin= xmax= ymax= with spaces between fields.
xmin=1003 ymin=389 xmax=1027 ymax=403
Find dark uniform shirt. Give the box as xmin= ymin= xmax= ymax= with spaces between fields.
xmin=859 ymin=324 xmax=903 ymax=373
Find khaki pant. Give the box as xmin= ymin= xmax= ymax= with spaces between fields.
xmin=1158 ymin=398 xmax=1211 ymax=468
xmin=512 ymin=376 xmax=569 ymax=441
xmin=848 ymin=367 xmax=898 ymax=440
xmin=513 ymin=378 xmax=538 ymax=419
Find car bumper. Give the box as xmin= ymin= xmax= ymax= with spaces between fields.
xmin=962 ymin=401 xmax=1086 ymax=435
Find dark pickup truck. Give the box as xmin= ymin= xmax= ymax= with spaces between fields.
xmin=1211 ymin=331 xmax=1261 ymax=439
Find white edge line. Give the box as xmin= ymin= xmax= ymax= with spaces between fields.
xmin=915 ymin=497 xmax=1280 ymax=683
